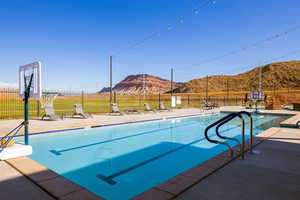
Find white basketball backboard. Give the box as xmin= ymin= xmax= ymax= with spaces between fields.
xmin=19 ymin=62 xmax=42 ymax=99
xmin=249 ymin=90 xmax=264 ymax=101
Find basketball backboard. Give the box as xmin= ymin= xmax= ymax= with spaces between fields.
xmin=19 ymin=62 xmax=42 ymax=99
xmin=249 ymin=90 xmax=264 ymax=101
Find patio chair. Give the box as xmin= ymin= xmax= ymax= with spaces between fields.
xmin=144 ymin=103 xmax=157 ymax=113
xmin=158 ymin=102 xmax=171 ymax=112
xmin=211 ymin=102 xmax=219 ymax=108
xmin=41 ymin=104 xmax=63 ymax=121
xmin=73 ymin=104 xmax=92 ymax=119
xmin=110 ymin=103 xmax=125 ymax=115
xmin=124 ymin=108 xmax=141 ymax=114
xmin=245 ymin=103 xmax=253 ymax=109
xmin=200 ymin=101 xmax=214 ymax=110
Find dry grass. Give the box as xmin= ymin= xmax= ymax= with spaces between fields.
xmin=174 ymin=61 xmax=300 ymax=93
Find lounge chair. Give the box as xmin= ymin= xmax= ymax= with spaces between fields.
xmin=124 ymin=109 xmax=141 ymax=114
xmin=144 ymin=103 xmax=157 ymax=113
xmin=110 ymin=103 xmax=125 ymax=115
xmin=245 ymin=104 xmax=253 ymax=109
xmin=200 ymin=101 xmax=210 ymax=110
xmin=282 ymin=104 xmax=293 ymax=110
xmin=42 ymin=104 xmax=63 ymax=121
xmin=110 ymin=103 xmax=140 ymax=115
xmin=73 ymin=104 xmax=92 ymax=119
xmin=158 ymin=102 xmax=171 ymax=112
xmin=200 ymin=101 xmax=217 ymax=110
xmin=211 ymin=102 xmax=219 ymax=108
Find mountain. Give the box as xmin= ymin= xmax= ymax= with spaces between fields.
xmin=172 ymin=61 xmax=300 ymax=93
xmin=99 ymin=87 xmax=111 ymax=93
xmin=100 ymin=74 xmax=182 ymax=94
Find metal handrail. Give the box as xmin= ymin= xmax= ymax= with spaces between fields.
xmin=238 ymin=111 xmax=253 ymax=153
xmin=204 ymin=111 xmax=253 ymax=159
xmin=215 ymin=115 xmax=243 ymax=158
xmin=219 ymin=111 xmax=253 ymax=153
xmin=204 ymin=112 xmax=242 ymax=157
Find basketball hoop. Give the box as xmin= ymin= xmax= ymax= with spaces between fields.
xmin=39 ymin=92 xmax=58 ymax=108
xmin=19 ymin=62 xmax=42 ymax=99
xmin=18 ymin=61 xmax=42 ymax=145
xmin=249 ymin=90 xmax=264 ymax=101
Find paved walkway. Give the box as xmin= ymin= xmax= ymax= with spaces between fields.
xmin=0 ymin=161 xmax=54 ymax=200
xmin=220 ymin=106 xmax=300 ymax=128
xmin=0 ymin=108 xmax=214 ymax=136
xmin=175 ymin=128 xmax=300 ymax=200
xmin=1 ymin=107 xmax=299 ymax=137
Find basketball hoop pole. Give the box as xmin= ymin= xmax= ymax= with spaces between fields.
xmin=24 ymin=74 xmax=33 ymax=145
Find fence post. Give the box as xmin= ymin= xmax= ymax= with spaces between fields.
xmin=37 ymin=100 xmax=40 ymax=117
xmin=139 ymin=93 xmax=141 ymax=106
xmin=158 ymin=92 xmax=161 ymax=107
xmin=81 ymin=90 xmax=84 ymax=109
xmin=114 ymin=91 xmax=117 ymax=103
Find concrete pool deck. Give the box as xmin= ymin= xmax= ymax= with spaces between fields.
xmin=0 ymin=107 xmax=300 ymax=199
xmin=175 ymin=127 xmax=300 ymax=200
xmin=0 ymin=106 xmax=299 ymax=137
xmin=0 ymin=108 xmax=217 ymax=137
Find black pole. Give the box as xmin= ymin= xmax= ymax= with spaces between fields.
xmin=171 ymin=68 xmax=173 ymax=97
xmin=81 ymin=90 xmax=84 ymax=109
xmin=24 ymin=95 xmax=29 ymax=145
xmin=109 ymin=56 xmax=113 ymax=109
xmin=24 ymin=74 xmax=33 ymax=145
xmin=206 ymin=75 xmax=208 ymax=102
xmin=158 ymin=89 xmax=161 ymax=107
xmin=226 ymin=79 xmax=229 ymax=106
xmin=226 ymin=79 xmax=229 ymax=98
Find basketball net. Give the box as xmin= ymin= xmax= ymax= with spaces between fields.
xmin=24 ymin=74 xmax=34 ymax=96
xmin=39 ymin=93 xmax=58 ymax=108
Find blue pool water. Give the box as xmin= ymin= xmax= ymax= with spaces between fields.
xmin=24 ymin=113 xmax=289 ymax=199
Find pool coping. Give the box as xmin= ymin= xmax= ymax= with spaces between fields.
xmin=220 ymin=109 xmax=300 ymax=128
xmin=3 ymin=113 xmax=294 ymax=200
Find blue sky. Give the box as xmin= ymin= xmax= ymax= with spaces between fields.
xmin=0 ymin=0 xmax=299 ymax=91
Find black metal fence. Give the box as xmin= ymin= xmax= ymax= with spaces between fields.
xmin=0 ymin=89 xmax=249 ymax=120
xmin=3 ymin=88 xmax=300 ymax=120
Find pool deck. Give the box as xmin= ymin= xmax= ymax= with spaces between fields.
xmin=0 ymin=107 xmax=300 ymax=200
xmin=0 ymin=108 xmax=216 ymax=137
xmin=220 ymin=106 xmax=300 ymax=128
xmin=175 ymin=127 xmax=300 ymax=200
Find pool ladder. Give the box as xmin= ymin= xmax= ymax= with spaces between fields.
xmin=204 ymin=111 xmax=253 ymax=160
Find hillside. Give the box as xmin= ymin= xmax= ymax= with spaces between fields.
xmin=173 ymin=61 xmax=300 ymax=93
xmin=100 ymin=74 xmax=182 ymax=94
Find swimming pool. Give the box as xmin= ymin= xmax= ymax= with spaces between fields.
xmin=24 ymin=113 xmax=289 ymax=199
